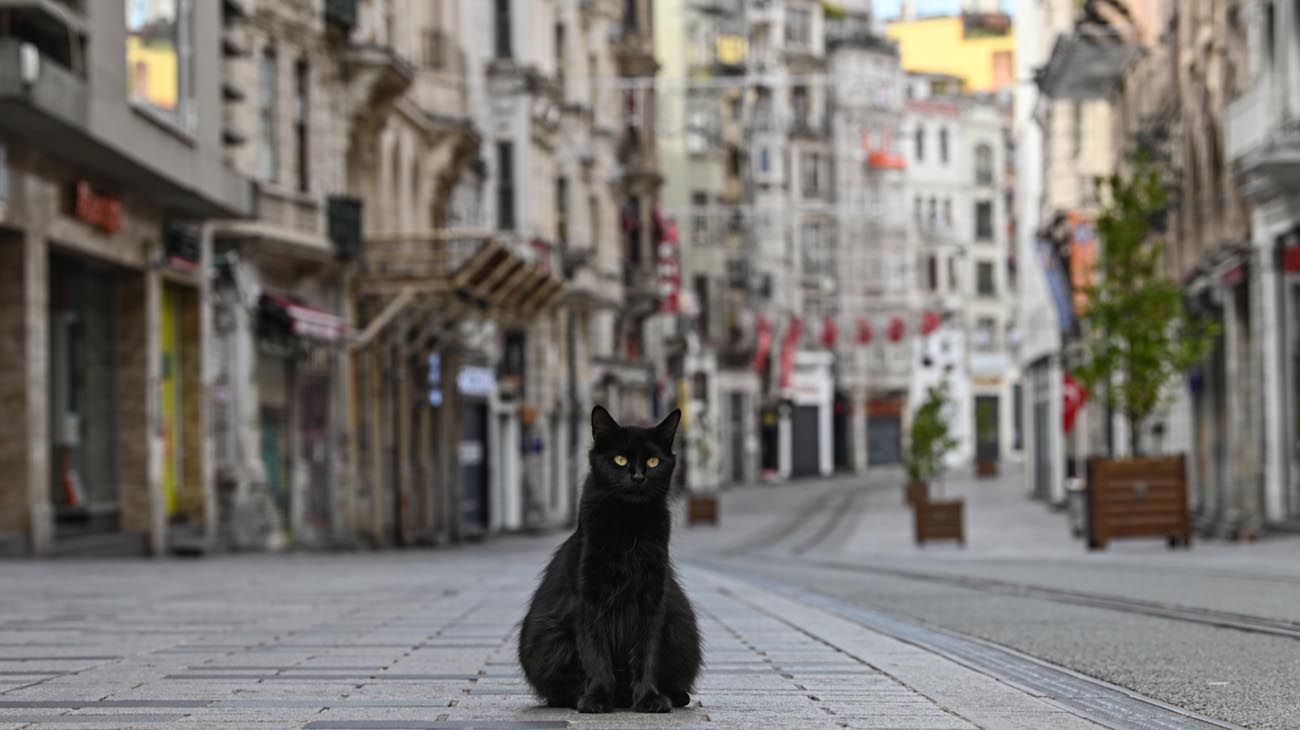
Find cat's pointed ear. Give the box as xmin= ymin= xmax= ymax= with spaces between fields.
xmin=591 ymin=405 xmax=620 ymax=443
xmin=653 ymin=409 xmax=681 ymax=450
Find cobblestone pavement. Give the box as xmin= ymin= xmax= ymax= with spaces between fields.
xmin=0 ymin=535 xmax=1109 ymax=730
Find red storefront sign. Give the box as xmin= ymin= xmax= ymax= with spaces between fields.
xmin=73 ymin=181 xmax=123 ymax=234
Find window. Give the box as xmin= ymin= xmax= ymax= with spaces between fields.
xmin=126 ymin=0 xmax=193 ymax=128
xmin=727 ymin=146 xmax=742 ymax=177
xmin=802 ymin=152 xmax=822 ymax=198
xmin=977 ymin=261 xmax=996 ymax=297
xmin=975 ymin=201 xmax=994 ymax=241
xmin=927 ymin=196 xmax=937 ymax=226
xmin=975 ymin=317 xmax=997 ymax=351
xmin=694 ymin=275 xmax=710 ymax=338
xmin=258 ymin=48 xmax=278 ymax=182
xmin=691 ymin=191 xmax=709 ymax=243
xmin=624 ymin=0 xmax=639 ymax=31
xmin=975 ymin=143 xmax=994 ymax=186
xmin=759 ymin=147 xmax=771 ymax=173
xmin=947 ymin=256 xmax=958 ymax=292
xmin=792 ymin=85 xmax=810 ymax=128
xmin=588 ymin=194 xmax=601 ymax=249
xmin=943 ymin=198 xmax=952 ymax=227
xmin=554 ymin=23 xmax=566 ymax=92
xmin=914 ymin=196 xmax=922 ymax=223
xmin=497 ymin=142 xmax=515 ymax=230
xmin=914 ymin=125 xmax=924 ymax=161
xmin=786 ymin=8 xmax=810 ymax=46
xmin=939 ymin=127 xmax=949 ymax=164
xmin=495 ymin=0 xmax=512 ymax=59
xmin=1072 ymin=101 xmax=1083 ymax=159
xmin=556 ymin=176 xmax=568 ymax=243
xmin=926 ymin=254 xmax=938 ymax=291
xmin=294 ymin=59 xmax=309 ymax=192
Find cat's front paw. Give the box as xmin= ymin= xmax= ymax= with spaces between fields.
xmin=576 ymin=691 xmax=613 ymax=714
xmin=632 ymin=686 xmax=672 ymax=713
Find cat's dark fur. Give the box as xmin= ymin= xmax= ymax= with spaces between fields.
xmin=518 ymin=406 xmax=702 ymax=713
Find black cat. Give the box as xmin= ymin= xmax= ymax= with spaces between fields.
xmin=518 ymin=406 xmax=702 ymax=713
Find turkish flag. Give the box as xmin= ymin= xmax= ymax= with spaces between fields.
xmin=856 ymin=318 xmax=873 ymax=345
xmin=1063 ymin=373 xmax=1088 ymax=433
xmin=753 ymin=315 xmax=772 ymax=374
xmin=821 ymin=316 xmax=838 ymax=348
xmin=887 ymin=316 xmax=906 ymax=343
xmin=920 ymin=310 xmax=943 ymax=336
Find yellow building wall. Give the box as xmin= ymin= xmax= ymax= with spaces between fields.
xmin=885 ymin=17 xmax=1016 ymax=93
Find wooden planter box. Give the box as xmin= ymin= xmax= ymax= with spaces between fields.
xmin=914 ymin=499 xmax=965 ymax=545
xmin=687 ymin=495 xmax=719 ymax=526
xmin=976 ymin=459 xmax=998 ymax=478
xmin=904 ymin=480 xmax=928 ymax=506
xmin=1086 ymin=455 xmax=1191 ymax=550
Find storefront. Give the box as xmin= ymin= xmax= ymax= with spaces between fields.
xmin=866 ymin=394 xmax=905 ymax=467
xmin=788 ymin=351 xmax=834 ymax=479
xmin=1277 ymin=230 xmax=1300 ymax=521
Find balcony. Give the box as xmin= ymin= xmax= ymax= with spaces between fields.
xmin=611 ymin=26 xmax=659 ymax=78
xmin=1226 ymin=82 xmax=1300 ymax=198
xmin=359 ymin=230 xmax=569 ymax=317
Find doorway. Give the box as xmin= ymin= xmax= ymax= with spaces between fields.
xmin=791 ymin=404 xmax=821 ymax=478
xmin=460 ymin=400 xmax=490 ymax=530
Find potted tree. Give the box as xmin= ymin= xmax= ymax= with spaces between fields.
xmin=905 ymin=383 xmax=963 ymax=545
xmin=1073 ymin=152 xmax=1217 ymax=550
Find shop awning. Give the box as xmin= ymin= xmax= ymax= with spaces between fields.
xmin=260 ymin=293 xmax=347 ymax=343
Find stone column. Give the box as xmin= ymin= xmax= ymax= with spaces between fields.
xmin=119 ymin=266 xmax=165 ymax=555
xmin=0 ymin=232 xmax=52 ymax=554
xmin=1255 ymin=228 xmax=1287 ymax=523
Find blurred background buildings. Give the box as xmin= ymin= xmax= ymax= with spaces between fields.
xmin=1 ymin=0 xmax=1296 ymax=556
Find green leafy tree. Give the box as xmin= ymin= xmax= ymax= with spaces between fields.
xmin=907 ymin=382 xmax=959 ymax=485
xmin=1073 ymin=152 xmax=1217 ymax=458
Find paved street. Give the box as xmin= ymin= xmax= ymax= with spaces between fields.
xmin=3 ymin=469 xmax=1298 ymax=729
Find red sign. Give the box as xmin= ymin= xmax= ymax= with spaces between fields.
xmin=855 ymin=318 xmax=873 ymax=345
xmin=1284 ymin=245 xmax=1300 ymax=273
xmin=752 ymin=315 xmax=772 ymax=374
xmin=887 ymin=316 xmax=906 ymax=343
xmin=1063 ymin=373 xmax=1088 ymax=433
xmin=820 ymin=316 xmax=838 ymax=348
xmin=73 ymin=181 xmax=123 ymax=234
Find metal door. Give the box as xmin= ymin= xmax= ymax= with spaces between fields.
xmin=867 ymin=415 xmax=902 ymax=466
xmin=459 ymin=401 xmax=490 ymax=529
xmin=729 ymin=392 xmax=745 ymax=484
xmin=791 ymin=405 xmax=821 ymax=478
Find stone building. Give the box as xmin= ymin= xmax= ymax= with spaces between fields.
xmin=1227 ymin=0 xmax=1300 ymax=530
xmin=209 ymin=0 xmax=363 ymax=551
xmin=0 ymin=0 xmax=251 ymax=555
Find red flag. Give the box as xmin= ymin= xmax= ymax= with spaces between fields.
xmin=920 ymin=310 xmax=943 ymax=336
xmin=752 ymin=315 xmax=772 ymax=374
xmin=887 ymin=316 xmax=906 ymax=343
xmin=855 ymin=318 xmax=873 ymax=345
xmin=820 ymin=316 xmax=838 ymax=348
xmin=779 ymin=317 xmax=803 ymax=390
xmin=1063 ymin=373 xmax=1088 ymax=433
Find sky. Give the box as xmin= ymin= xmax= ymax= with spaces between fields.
xmin=872 ymin=0 xmax=1016 ymax=21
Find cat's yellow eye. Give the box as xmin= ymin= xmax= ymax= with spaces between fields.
xmin=613 ymin=455 xmax=628 ymax=467
xmin=646 ymin=457 xmax=660 ymax=468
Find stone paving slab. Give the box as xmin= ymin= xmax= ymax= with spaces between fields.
xmin=0 ymin=543 xmax=1112 ymax=729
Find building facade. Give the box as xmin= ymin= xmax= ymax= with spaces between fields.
xmin=0 ymin=0 xmax=251 ymax=555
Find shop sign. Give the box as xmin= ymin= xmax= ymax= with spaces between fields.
xmin=457 ymin=365 xmax=496 ymax=396
xmin=72 ymin=181 xmax=124 ymax=234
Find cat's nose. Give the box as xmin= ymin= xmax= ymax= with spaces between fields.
xmin=631 ymin=471 xmax=645 ymax=483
